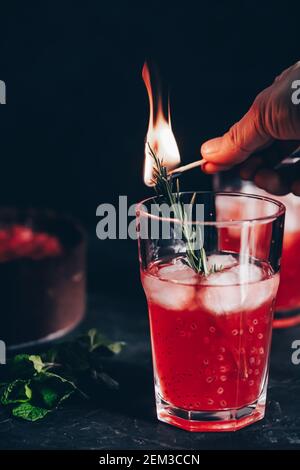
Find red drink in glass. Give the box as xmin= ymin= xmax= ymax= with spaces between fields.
xmin=137 ymin=192 xmax=284 ymax=431
xmin=273 ymin=199 xmax=300 ymax=326
xmin=142 ymin=254 xmax=279 ymax=431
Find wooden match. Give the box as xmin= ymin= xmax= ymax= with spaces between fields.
xmin=168 ymin=159 xmax=206 ymax=176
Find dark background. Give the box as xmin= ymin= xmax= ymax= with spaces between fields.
xmin=0 ymin=0 xmax=299 ymax=295
xmin=1 ymin=1 xmax=300 ymax=211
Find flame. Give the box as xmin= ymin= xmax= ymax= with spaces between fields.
xmin=142 ymin=62 xmax=181 ymax=186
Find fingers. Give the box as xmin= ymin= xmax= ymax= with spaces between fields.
xmin=254 ymin=168 xmax=290 ymax=195
xmin=237 ymin=141 xmax=300 ymax=194
xmin=201 ymin=61 xmax=300 ymax=176
xmin=201 ymin=100 xmax=273 ymax=170
xmin=201 ymin=162 xmax=233 ymax=174
xmin=244 ymin=153 xmax=300 ymax=196
xmin=239 ymin=141 xmax=300 ymax=180
xmin=254 ymin=163 xmax=300 ymax=196
xmin=239 ymin=156 xmax=264 ymax=180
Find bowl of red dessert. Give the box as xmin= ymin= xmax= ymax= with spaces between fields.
xmin=0 ymin=208 xmax=86 ymax=349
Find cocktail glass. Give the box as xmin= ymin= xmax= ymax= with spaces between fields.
xmin=136 ymin=192 xmax=285 ymax=431
xmin=214 ymin=173 xmax=300 ymax=328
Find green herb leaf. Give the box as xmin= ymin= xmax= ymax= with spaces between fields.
xmin=46 ymin=342 xmax=90 ymax=372
xmin=28 ymin=355 xmax=45 ymax=373
xmin=0 ymin=380 xmax=32 ymax=405
xmin=148 ymin=144 xmax=222 ymax=275
xmin=106 ymin=341 xmax=125 ymax=355
xmin=83 ymin=329 xmax=125 ymax=356
xmin=34 ymin=371 xmax=76 ymax=408
xmin=0 ymin=328 xmax=124 ymax=422
xmin=87 ymin=328 xmax=108 ymax=352
xmin=3 ymin=354 xmax=44 ymax=380
xmin=39 ymin=386 xmax=59 ymax=408
xmin=12 ymin=403 xmax=50 ymax=422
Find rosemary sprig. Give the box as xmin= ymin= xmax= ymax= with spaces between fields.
xmin=148 ymin=143 xmax=211 ymax=275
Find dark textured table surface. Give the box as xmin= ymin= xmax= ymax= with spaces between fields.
xmin=1 ymin=238 xmax=300 ymax=450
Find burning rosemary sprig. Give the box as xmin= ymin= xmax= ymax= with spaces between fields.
xmin=148 ymin=144 xmax=212 ymax=275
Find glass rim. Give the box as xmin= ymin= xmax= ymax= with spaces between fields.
xmin=136 ymin=191 xmax=286 ymax=226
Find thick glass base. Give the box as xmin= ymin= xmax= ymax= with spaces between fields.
xmin=273 ymin=307 xmax=300 ymax=329
xmin=156 ymin=390 xmax=266 ymax=432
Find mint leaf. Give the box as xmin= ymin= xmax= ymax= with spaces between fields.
xmin=39 ymin=386 xmax=58 ymax=408
xmin=87 ymin=329 xmax=107 ymax=352
xmin=0 ymin=328 xmax=124 ymax=422
xmin=12 ymin=403 xmax=50 ymax=421
xmin=3 ymin=354 xmax=45 ymax=380
xmin=28 ymin=355 xmax=45 ymax=373
xmin=106 ymin=341 xmax=125 ymax=355
xmin=85 ymin=329 xmax=125 ymax=355
xmin=45 ymin=342 xmax=90 ymax=372
xmin=38 ymin=383 xmax=74 ymax=409
xmin=35 ymin=371 xmax=76 ymax=408
xmin=0 ymin=380 xmax=32 ymax=404
xmin=6 ymin=355 xmax=35 ymax=379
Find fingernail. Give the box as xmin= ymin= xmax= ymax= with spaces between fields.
xmin=202 ymin=139 xmax=221 ymax=155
